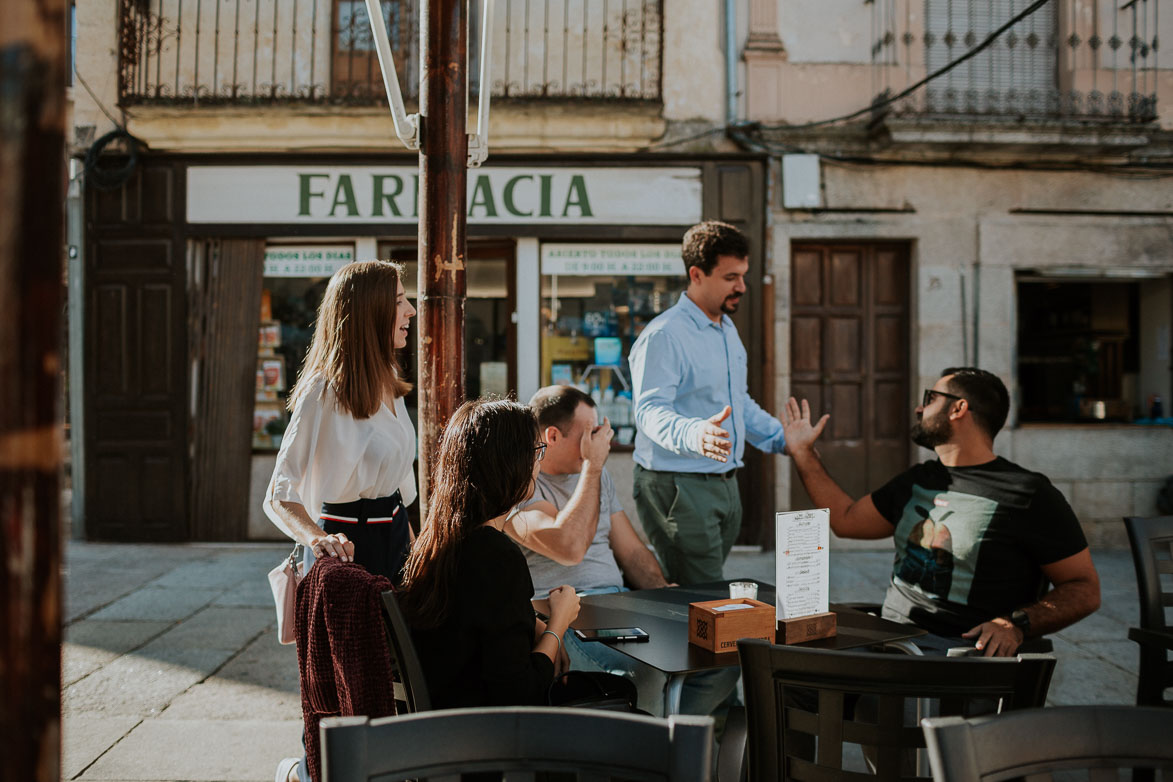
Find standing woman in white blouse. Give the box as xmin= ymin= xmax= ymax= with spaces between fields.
xmin=265 ymin=259 xmax=417 ymax=584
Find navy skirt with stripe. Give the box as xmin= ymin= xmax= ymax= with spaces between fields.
xmin=320 ymin=491 xmax=410 ymax=586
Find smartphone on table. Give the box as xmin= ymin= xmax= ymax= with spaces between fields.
xmin=573 ymin=627 xmax=650 ymax=643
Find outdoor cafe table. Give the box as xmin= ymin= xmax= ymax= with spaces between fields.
xmin=565 ymin=580 xmax=927 ymax=714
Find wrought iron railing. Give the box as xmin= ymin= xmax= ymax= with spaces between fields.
xmin=869 ymin=0 xmax=1158 ymax=123
xmin=117 ymin=0 xmax=663 ymax=106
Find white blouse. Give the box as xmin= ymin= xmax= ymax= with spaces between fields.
xmin=264 ymin=373 xmax=418 ymax=539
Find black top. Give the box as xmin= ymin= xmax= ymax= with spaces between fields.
xmin=871 ymin=457 xmax=1087 ymax=637
xmin=410 ymin=525 xmax=555 ymax=708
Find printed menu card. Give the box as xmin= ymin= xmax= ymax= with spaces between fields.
xmin=775 ymin=508 xmax=830 ymax=621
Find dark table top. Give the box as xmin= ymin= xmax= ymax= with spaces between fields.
xmin=567 ymin=580 xmax=926 ymax=677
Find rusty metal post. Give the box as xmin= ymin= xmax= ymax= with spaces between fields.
xmin=416 ymin=0 xmax=468 ymax=512
xmin=0 ymin=1 xmax=68 ymax=781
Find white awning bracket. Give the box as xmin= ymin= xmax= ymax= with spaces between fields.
xmin=365 ymin=0 xmax=420 ymax=151
xmin=467 ymin=0 xmax=496 ymax=168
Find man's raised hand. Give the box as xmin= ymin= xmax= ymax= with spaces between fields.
xmin=781 ymin=397 xmax=829 ymax=456
xmin=580 ymin=416 xmax=613 ymax=469
xmin=697 ymin=405 xmax=733 ymax=463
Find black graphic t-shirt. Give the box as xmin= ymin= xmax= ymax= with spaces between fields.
xmin=870 ymin=457 xmax=1087 ymax=637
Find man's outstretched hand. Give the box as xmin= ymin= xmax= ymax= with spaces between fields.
xmin=697 ymin=405 xmax=733 ymax=463
xmin=781 ymin=397 xmax=829 ymax=456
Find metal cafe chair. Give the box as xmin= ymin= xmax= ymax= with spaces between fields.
xmin=1124 ymin=516 xmax=1173 ymax=708
xmin=737 ymin=639 xmax=1056 ymax=782
xmin=320 ymin=707 xmax=715 ymax=782
xmin=380 ymin=590 xmax=432 ymax=713
xmin=922 ymin=705 xmax=1173 ymax=782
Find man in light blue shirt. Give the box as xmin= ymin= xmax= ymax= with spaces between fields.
xmin=629 ymin=220 xmax=788 ymax=585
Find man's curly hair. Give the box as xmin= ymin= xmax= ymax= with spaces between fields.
xmin=681 ymin=221 xmax=750 ymax=275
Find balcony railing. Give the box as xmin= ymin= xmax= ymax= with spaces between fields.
xmin=869 ymin=0 xmax=1158 ymax=123
xmin=117 ymin=0 xmax=663 ymax=106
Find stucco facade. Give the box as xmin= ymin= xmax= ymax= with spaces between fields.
xmin=742 ymin=0 xmax=1173 ymax=547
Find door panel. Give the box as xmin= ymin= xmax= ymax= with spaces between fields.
xmin=85 ymin=162 xmax=188 ymax=542
xmin=790 ymin=243 xmax=910 ymax=513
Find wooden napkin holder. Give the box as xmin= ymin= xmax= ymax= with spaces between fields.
xmin=777 ymin=611 xmax=837 ymax=644
xmin=688 ymin=598 xmax=775 ymax=653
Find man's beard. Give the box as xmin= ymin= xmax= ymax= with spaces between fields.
xmin=721 ymin=295 xmax=742 ymax=315
xmin=910 ymin=409 xmax=952 ymax=449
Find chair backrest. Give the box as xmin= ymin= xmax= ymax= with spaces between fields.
xmin=379 ymin=590 xmax=432 ymax=713
xmin=320 ymin=707 xmax=715 ymax=782
xmin=1123 ymin=516 xmax=1173 ymax=707
xmin=922 ymin=705 xmax=1173 ymax=782
xmin=737 ymin=639 xmax=1056 ymax=782
xmin=1124 ymin=516 xmax=1173 ymax=634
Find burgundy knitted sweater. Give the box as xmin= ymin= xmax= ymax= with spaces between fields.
xmin=295 ymin=557 xmax=396 ymax=782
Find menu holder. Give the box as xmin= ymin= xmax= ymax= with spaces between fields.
xmin=776 ymin=508 xmax=837 ymax=644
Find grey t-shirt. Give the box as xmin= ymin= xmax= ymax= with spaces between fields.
xmin=518 ymin=467 xmax=624 ymax=595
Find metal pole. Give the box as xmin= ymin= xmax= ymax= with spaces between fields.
xmin=417 ymin=0 xmax=468 ymax=513
xmin=0 ymin=0 xmax=68 ymax=779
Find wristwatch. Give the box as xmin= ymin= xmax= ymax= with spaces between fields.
xmin=1008 ymin=609 xmax=1031 ymax=635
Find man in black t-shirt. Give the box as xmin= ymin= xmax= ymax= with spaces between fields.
xmin=782 ymin=367 xmax=1101 ymax=655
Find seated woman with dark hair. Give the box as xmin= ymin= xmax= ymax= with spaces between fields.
xmin=399 ymin=399 xmax=580 ymax=708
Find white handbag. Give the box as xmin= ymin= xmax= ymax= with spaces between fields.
xmin=267 ymin=544 xmax=304 ymax=645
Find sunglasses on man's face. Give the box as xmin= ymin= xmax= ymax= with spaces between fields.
xmin=921 ymin=389 xmax=964 ymax=408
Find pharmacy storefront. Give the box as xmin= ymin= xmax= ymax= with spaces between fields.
xmin=82 ymin=154 xmax=768 ymax=542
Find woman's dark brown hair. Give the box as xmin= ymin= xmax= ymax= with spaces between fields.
xmin=399 ymin=399 xmax=540 ymax=628
xmin=288 ymin=260 xmax=412 ymax=418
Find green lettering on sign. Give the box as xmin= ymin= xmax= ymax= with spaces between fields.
xmin=329 ymin=175 xmax=359 ymax=217
xmin=468 ymin=174 xmax=498 ymax=218
xmin=372 ymin=175 xmax=404 ymax=217
xmin=562 ymin=174 xmax=592 ymax=217
xmin=299 ymin=173 xmax=330 ymax=216
xmin=539 ymin=175 xmax=553 ymax=218
xmin=503 ymin=175 xmax=534 ymax=217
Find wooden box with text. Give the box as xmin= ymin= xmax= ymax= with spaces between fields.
xmin=688 ymin=598 xmax=775 ymax=654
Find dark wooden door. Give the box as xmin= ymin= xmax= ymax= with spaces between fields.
xmin=790 ymin=243 xmax=910 ymax=509
xmin=85 ymin=163 xmax=188 ymax=540
xmin=700 ymin=160 xmax=773 ymax=547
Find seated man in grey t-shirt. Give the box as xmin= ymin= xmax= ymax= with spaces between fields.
xmin=508 ymin=386 xmax=737 ymax=717
xmin=508 ymin=385 xmax=668 ymax=598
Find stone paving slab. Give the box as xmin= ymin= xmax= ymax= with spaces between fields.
xmin=161 ymin=677 xmax=301 ymax=721
xmin=148 ymin=561 xmax=257 ymax=590
xmin=205 ymin=630 xmax=299 ymax=691
xmin=78 ymin=719 xmax=304 ymax=782
xmin=1046 ymin=636 xmax=1139 ymax=706
xmin=88 ymin=586 xmax=221 ymax=623
xmin=145 ymin=607 xmax=273 ymax=652
xmin=63 ymin=647 xmax=236 ymax=717
xmin=211 ymin=576 xmax=277 ymax=609
xmin=65 ymin=574 xmax=175 ymax=624
xmin=63 ymin=715 xmax=143 ymax=780
xmin=161 ymin=632 xmax=299 ymax=721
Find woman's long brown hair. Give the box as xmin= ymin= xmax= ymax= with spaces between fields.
xmin=288 ymin=260 xmax=412 ymax=418
xmin=399 ymin=399 xmax=540 ymax=628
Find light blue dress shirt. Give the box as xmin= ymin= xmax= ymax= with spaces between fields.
xmin=629 ymin=292 xmax=786 ymax=472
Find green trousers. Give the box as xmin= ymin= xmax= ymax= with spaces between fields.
xmin=632 ymin=464 xmax=742 ymax=586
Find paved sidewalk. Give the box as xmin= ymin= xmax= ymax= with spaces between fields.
xmin=61 ymin=542 xmax=1141 ymax=782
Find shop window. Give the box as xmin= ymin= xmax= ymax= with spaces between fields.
xmin=541 ymin=244 xmax=687 ymax=446
xmin=254 ymin=245 xmax=356 ymax=451
xmin=1016 ymin=273 xmax=1172 ymax=424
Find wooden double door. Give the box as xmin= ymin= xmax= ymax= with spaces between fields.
xmin=789 ymin=243 xmax=911 ymax=509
